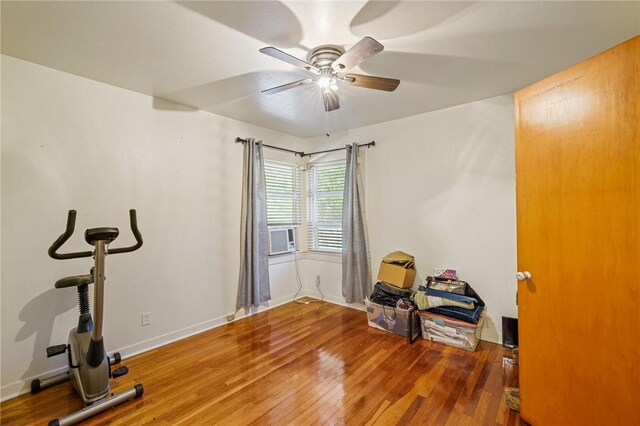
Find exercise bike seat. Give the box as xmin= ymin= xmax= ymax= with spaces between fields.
xmin=55 ymin=274 xmax=93 ymax=289
xmin=85 ymin=227 xmax=119 ymax=245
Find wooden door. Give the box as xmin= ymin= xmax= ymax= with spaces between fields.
xmin=515 ymin=36 xmax=639 ymax=425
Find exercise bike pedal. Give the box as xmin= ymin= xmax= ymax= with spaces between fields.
xmin=46 ymin=344 xmax=68 ymax=358
xmin=111 ymin=366 xmax=129 ymax=378
xmin=109 ymin=352 xmax=122 ymax=366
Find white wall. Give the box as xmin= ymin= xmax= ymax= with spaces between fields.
xmin=1 ymin=54 xmax=517 ymax=401
xmin=303 ymin=95 xmax=518 ymax=343
xmin=0 ymin=55 xmax=305 ymax=399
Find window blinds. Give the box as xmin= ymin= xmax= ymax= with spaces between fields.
xmin=264 ymin=161 xmax=302 ymax=226
xmin=307 ymin=162 xmax=346 ymax=252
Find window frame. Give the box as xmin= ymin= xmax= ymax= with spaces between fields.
xmin=306 ymin=159 xmax=346 ymax=254
xmin=264 ymin=159 xmax=302 ymax=229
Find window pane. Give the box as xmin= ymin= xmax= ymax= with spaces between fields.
xmin=265 ymin=161 xmax=301 ymax=226
xmin=316 ymin=196 xmax=343 ymax=222
xmin=307 ymin=162 xmax=346 ymax=252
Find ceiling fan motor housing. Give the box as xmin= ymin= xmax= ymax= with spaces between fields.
xmin=308 ymin=45 xmax=345 ymax=70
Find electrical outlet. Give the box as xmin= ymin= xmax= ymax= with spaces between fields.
xmin=316 ymin=275 xmax=320 ymax=286
xmin=141 ymin=312 xmax=151 ymax=326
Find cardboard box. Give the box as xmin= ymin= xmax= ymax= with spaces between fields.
xmin=377 ymin=262 xmax=416 ymax=288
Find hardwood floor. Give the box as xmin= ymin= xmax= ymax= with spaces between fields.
xmin=1 ymin=300 xmax=526 ymax=425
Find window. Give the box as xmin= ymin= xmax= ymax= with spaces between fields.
xmin=264 ymin=159 xmax=346 ymax=253
xmin=307 ymin=161 xmax=346 ymax=252
xmin=264 ymin=161 xmax=302 ymax=226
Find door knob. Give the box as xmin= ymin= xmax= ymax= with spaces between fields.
xmin=516 ymin=271 xmax=532 ymax=281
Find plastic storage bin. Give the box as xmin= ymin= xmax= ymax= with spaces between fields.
xmin=419 ymin=311 xmax=484 ymax=351
xmin=365 ymin=298 xmax=418 ymax=337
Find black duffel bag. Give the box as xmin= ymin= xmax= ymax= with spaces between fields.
xmin=370 ymin=281 xmax=414 ymax=308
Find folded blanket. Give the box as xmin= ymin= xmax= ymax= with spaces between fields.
xmin=425 ymin=287 xmax=478 ymax=305
xmin=427 ymin=304 xmax=484 ymax=324
xmin=426 ymin=284 xmax=485 ymax=324
xmin=413 ymin=291 xmax=474 ymax=310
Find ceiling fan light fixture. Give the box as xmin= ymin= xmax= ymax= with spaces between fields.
xmin=260 ymin=36 xmax=398 ymax=112
xmin=318 ymin=76 xmax=336 ymax=89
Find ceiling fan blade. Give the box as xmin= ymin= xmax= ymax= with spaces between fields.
xmin=343 ymin=73 xmax=400 ymax=92
xmin=262 ymin=78 xmax=315 ymax=95
xmin=331 ymin=36 xmax=384 ymax=73
xmin=322 ymin=90 xmax=340 ymax=112
xmin=259 ymin=47 xmax=320 ymax=74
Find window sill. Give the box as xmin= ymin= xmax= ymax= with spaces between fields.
xmin=267 ymin=251 xmax=342 ymax=265
xmin=303 ymin=251 xmax=342 ymax=264
xmin=268 ymin=252 xmax=298 ymax=265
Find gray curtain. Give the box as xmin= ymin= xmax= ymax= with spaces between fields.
xmin=236 ymin=138 xmax=271 ymax=310
xmin=342 ymin=143 xmax=372 ymax=303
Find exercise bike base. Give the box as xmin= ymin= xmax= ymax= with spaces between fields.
xmin=31 ymin=372 xmax=70 ymax=394
xmin=48 ymin=384 xmax=143 ymax=426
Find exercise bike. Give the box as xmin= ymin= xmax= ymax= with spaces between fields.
xmin=31 ymin=209 xmax=144 ymax=426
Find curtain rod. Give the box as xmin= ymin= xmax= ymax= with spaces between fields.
xmin=234 ymin=137 xmax=305 ymax=156
xmin=235 ymin=137 xmax=375 ymax=158
xmin=305 ymin=141 xmax=375 ymax=157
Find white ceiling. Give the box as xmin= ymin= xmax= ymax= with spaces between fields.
xmin=2 ymin=1 xmax=638 ymax=138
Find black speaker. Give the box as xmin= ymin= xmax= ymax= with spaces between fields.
xmin=502 ymin=316 xmax=518 ymax=348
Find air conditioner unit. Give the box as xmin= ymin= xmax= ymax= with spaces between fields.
xmin=268 ymin=227 xmax=296 ymax=255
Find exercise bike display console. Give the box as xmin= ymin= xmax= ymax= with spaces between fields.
xmin=31 ymin=209 xmax=144 ymax=426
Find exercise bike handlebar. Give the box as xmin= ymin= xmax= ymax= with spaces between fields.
xmin=48 ymin=210 xmax=91 ymax=259
xmin=48 ymin=209 xmax=143 ymax=259
xmin=108 ymin=210 xmax=144 ymax=255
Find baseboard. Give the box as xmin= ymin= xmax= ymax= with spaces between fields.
xmin=305 ymin=290 xmax=366 ymax=312
xmin=0 ymin=366 xmax=71 ymax=403
xmin=0 ymin=292 xmax=298 ymax=402
xmin=480 ymin=328 xmax=501 ymax=345
xmin=114 ymin=292 xmax=298 ymax=360
xmin=2 ymin=291 xmax=501 ymax=401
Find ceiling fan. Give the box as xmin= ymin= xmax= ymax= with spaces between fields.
xmin=259 ymin=36 xmax=400 ymax=112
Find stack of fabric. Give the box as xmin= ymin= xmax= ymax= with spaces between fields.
xmin=414 ymin=276 xmax=485 ymax=351
xmin=414 ymin=279 xmax=484 ymax=324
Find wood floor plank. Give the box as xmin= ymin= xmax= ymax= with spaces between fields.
xmin=1 ymin=300 xmax=525 ymax=425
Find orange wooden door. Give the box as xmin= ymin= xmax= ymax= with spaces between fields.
xmin=515 ymin=36 xmax=639 ymax=425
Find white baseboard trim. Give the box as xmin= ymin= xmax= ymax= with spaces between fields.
xmin=480 ymin=328 xmax=501 ymax=345
xmin=305 ymin=290 xmax=366 ymax=312
xmin=2 ymin=291 xmax=501 ymax=402
xmin=114 ymin=292 xmax=298 ymax=360
xmin=0 ymin=366 xmax=71 ymax=403
xmin=0 ymin=292 xmax=298 ymax=402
